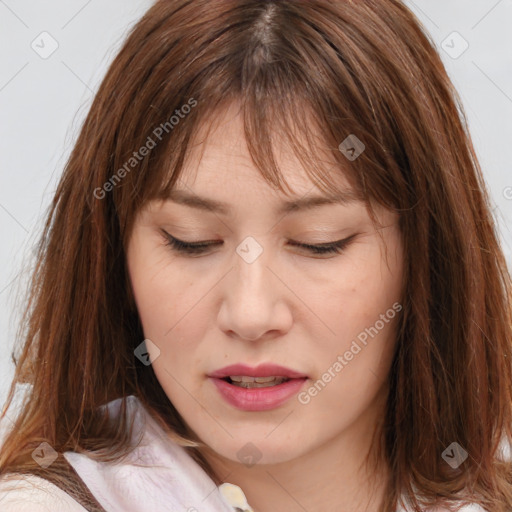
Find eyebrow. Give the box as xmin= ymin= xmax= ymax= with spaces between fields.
xmin=166 ymin=189 xmax=362 ymax=215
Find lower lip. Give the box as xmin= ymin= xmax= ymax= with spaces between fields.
xmin=209 ymin=377 xmax=308 ymax=411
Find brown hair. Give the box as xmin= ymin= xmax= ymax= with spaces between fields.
xmin=1 ymin=1 xmax=511 ymax=510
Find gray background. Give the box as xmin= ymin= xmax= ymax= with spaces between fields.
xmin=1 ymin=0 xmax=511 ymax=432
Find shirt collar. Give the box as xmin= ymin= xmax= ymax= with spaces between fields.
xmin=64 ymin=395 xmax=253 ymax=512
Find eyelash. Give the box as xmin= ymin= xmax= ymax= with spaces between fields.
xmin=160 ymin=230 xmax=357 ymax=257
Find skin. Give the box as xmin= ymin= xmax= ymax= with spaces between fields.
xmin=126 ymin=103 xmax=404 ymax=511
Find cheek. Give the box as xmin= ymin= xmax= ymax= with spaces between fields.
xmin=316 ymin=240 xmax=402 ymax=335
xmin=306 ymin=310 xmax=400 ymax=429
xmin=128 ymin=253 xmax=211 ymax=407
xmin=127 ymin=240 xmax=213 ymax=356
xmin=311 ymin=235 xmax=402 ymax=398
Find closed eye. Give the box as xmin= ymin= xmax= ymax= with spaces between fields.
xmin=160 ymin=230 xmax=358 ymax=257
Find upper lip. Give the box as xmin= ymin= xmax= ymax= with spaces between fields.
xmin=208 ymin=363 xmax=308 ymax=379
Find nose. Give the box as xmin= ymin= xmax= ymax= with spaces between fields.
xmin=216 ymin=240 xmax=293 ymax=342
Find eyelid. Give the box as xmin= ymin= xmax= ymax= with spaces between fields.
xmin=159 ymin=229 xmax=358 ymax=257
xmin=159 ymin=230 xmax=352 ymax=246
xmin=288 ymin=233 xmax=358 ymax=248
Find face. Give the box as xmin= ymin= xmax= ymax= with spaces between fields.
xmin=126 ymin=103 xmax=404 ymax=467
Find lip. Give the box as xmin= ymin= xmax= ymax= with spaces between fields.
xmin=208 ymin=363 xmax=308 ymax=411
xmin=208 ymin=363 xmax=308 ymax=379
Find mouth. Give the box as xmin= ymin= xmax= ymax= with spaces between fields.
xmin=208 ymin=365 xmax=309 ymax=411
xmin=221 ymin=375 xmax=291 ymax=388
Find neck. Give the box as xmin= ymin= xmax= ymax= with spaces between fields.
xmin=201 ymin=388 xmax=391 ymax=512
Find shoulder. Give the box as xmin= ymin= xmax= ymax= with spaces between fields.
xmin=0 ymin=473 xmax=88 ymax=512
xmin=398 ymin=492 xmax=489 ymax=512
xmin=432 ymin=505 xmax=486 ymax=511
xmin=400 ymin=500 xmax=487 ymax=511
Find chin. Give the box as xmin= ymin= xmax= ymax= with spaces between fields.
xmin=210 ymin=438 xmax=306 ymax=467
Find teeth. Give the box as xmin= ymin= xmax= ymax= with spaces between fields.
xmin=228 ymin=376 xmax=289 ymax=388
xmin=229 ymin=376 xmax=286 ymax=382
xmin=254 ymin=376 xmax=281 ymax=383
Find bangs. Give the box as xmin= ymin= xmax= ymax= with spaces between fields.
xmin=153 ymin=95 xmax=368 ymax=203
xmin=117 ymin=77 xmax=392 ymax=246
xmin=109 ymin=0 xmax=412 ymax=241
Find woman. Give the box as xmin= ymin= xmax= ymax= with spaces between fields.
xmin=1 ymin=0 xmax=511 ymax=510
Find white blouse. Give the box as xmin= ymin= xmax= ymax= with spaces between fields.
xmin=0 ymin=395 xmax=486 ymax=511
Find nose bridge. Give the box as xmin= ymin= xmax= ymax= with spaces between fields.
xmin=232 ymin=235 xmax=270 ymax=302
xmin=217 ymin=234 xmax=290 ymax=341
xmin=236 ymin=235 xmax=266 ymax=269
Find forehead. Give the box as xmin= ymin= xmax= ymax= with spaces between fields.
xmin=171 ymin=102 xmax=361 ymax=210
